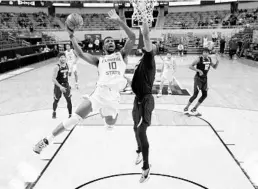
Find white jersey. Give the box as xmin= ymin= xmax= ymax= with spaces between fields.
xmin=163 ymin=57 xmax=176 ymax=74
xmin=96 ymin=52 xmax=127 ymax=91
xmin=65 ymin=50 xmax=76 ymax=64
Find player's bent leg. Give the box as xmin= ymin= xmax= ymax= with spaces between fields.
xmin=74 ymin=71 xmax=79 ymax=89
xmin=132 ymin=97 xmax=142 ymax=155
xmin=52 ymin=98 xmax=60 ymax=119
xmin=53 ymin=85 xmax=62 ymax=118
xmin=33 ymin=98 xmax=93 ymax=154
xmin=138 ymin=94 xmax=154 ymax=183
xmin=64 ymin=85 xmax=72 ymax=117
xmin=157 ymin=77 xmax=165 ymax=97
xmin=184 ymin=77 xmax=199 ymax=113
xmin=191 ymin=88 xmax=207 ymax=116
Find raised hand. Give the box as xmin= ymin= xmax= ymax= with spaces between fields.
xmin=106 ymin=9 xmax=121 ymax=22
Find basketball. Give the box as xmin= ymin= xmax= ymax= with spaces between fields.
xmin=65 ymin=13 xmax=83 ymax=31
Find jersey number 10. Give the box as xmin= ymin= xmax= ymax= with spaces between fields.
xmin=109 ymin=62 xmax=117 ymax=70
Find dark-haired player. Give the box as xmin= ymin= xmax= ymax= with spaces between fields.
xmin=52 ymin=52 xmax=72 ymax=119
xmin=131 ymin=20 xmax=156 ymax=183
xmin=33 ymin=9 xmax=136 ymax=155
xmin=184 ymin=48 xmax=219 ymax=116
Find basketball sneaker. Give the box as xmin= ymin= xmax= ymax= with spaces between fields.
xmin=135 ymin=153 xmax=143 ymax=165
xmin=183 ymin=107 xmax=189 ymax=114
xmin=52 ymin=112 xmax=56 ymax=119
xmin=139 ymin=165 xmax=151 ymax=183
xmin=167 ymin=89 xmax=172 ymax=95
xmin=157 ymin=90 xmax=162 ymax=98
xmin=190 ymin=108 xmax=202 ymax=116
xmin=75 ymin=83 xmax=79 ymax=89
xmin=33 ymin=138 xmax=49 ymax=154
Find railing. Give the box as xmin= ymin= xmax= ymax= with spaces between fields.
xmin=21 ymin=40 xmax=30 ymax=47
xmin=1 ymin=23 xmax=258 ymax=32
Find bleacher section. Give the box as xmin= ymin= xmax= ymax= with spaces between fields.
xmin=164 ymin=10 xmax=230 ymax=29
xmin=58 ymin=13 xmax=120 ymax=30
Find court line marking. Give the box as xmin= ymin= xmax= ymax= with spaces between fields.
xmin=197 ymin=116 xmax=257 ymax=189
xmin=78 ymin=124 xmax=209 ymax=127
xmin=27 ymin=109 xmax=248 ymax=189
xmin=0 ymin=67 xmax=34 ymax=81
xmin=0 ymin=57 xmax=56 ymax=82
xmin=75 ymin=173 xmax=208 ymax=189
xmin=28 ymin=113 xmax=99 ymax=189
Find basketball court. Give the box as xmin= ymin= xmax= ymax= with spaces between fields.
xmin=1 ymin=55 xmax=258 ymax=189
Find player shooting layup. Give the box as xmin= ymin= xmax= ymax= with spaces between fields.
xmin=33 ymin=10 xmax=136 ymax=154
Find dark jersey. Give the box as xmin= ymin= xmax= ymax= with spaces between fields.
xmin=195 ymin=56 xmax=212 ymax=78
xmin=131 ymin=51 xmax=156 ymax=100
xmin=56 ymin=64 xmax=69 ymax=84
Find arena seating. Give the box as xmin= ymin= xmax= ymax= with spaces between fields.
xmin=57 ymin=13 xmax=120 ymax=30
xmin=164 ymin=10 xmax=230 ymax=29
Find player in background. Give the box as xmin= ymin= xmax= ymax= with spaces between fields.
xmin=157 ymin=52 xmax=177 ymax=97
xmin=183 ymin=48 xmax=219 ymax=116
xmin=52 ymin=52 xmax=72 ymax=119
xmin=65 ymin=44 xmax=79 ymax=89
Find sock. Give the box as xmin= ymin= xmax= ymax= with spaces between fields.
xmin=46 ymin=134 xmax=55 ymax=144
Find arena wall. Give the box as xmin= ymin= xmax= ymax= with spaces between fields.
xmin=50 ymin=28 xmax=235 ymax=41
xmin=55 ymin=7 xmax=111 ymax=14
xmin=0 ymin=2 xmax=257 ymax=14
xmin=0 ymin=6 xmax=48 ymax=13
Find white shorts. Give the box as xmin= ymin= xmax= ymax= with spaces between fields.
xmin=88 ymin=86 xmax=120 ymax=116
xmin=68 ymin=62 xmax=77 ymax=73
xmin=161 ymin=71 xmax=175 ymax=82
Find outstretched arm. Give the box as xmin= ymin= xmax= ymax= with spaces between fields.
xmin=106 ymin=10 xmax=136 ymax=60
xmin=66 ymin=25 xmax=99 ymax=67
xmin=141 ymin=21 xmax=152 ymax=52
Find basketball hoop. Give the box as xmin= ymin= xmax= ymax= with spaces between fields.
xmin=130 ymin=0 xmax=156 ymax=26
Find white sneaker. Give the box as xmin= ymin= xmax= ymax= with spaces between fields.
xmin=75 ymin=83 xmax=79 ymax=89
xmin=33 ymin=138 xmax=49 ymax=154
xmin=135 ymin=153 xmax=142 ymax=165
xmin=157 ymin=91 xmax=162 ymax=98
xmin=139 ymin=165 xmax=151 ymax=183
xmin=190 ymin=109 xmax=202 ymax=116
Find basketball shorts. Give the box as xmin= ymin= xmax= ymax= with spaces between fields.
xmin=132 ymin=94 xmax=154 ymax=127
xmin=194 ymin=76 xmax=208 ymax=91
xmin=54 ymin=83 xmax=71 ymax=100
xmin=88 ymin=85 xmax=120 ymax=115
xmin=68 ymin=62 xmax=77 ymax=73
xmin=161 ymin=71 xmax=175 ymax=82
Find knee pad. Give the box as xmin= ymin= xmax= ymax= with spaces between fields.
xmin=62 ymin=113 xmax=82 ymax=130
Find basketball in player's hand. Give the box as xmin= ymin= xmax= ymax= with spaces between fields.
xmin=65 ymin=13 xmax=83 ymax=31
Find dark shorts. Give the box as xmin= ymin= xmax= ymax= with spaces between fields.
xmin=194 ymin=76 xmax=208 ymax=91
xmin=132 ymin=94 xmax=154 ymax=127
xmin=54 ymin=83 xmax=71 ymax=100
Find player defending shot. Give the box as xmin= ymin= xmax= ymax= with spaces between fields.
xmin=33 ymin=10 xmax=136 ymax=154
xmin=52 ymin=52 xmax=72 ymax=119
xmin=184 ymin=48 xmax=219 ymax=116
xmin=157 ymin=52 xmax=177 ymax=97
xmin=65 ymin=44 xmax=79 ymax=89
xmin=131 ymin=21 xmax=156 ymax=183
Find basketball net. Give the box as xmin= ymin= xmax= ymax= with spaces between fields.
xmin=130 ymin=0 xmax=156 ymax=26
